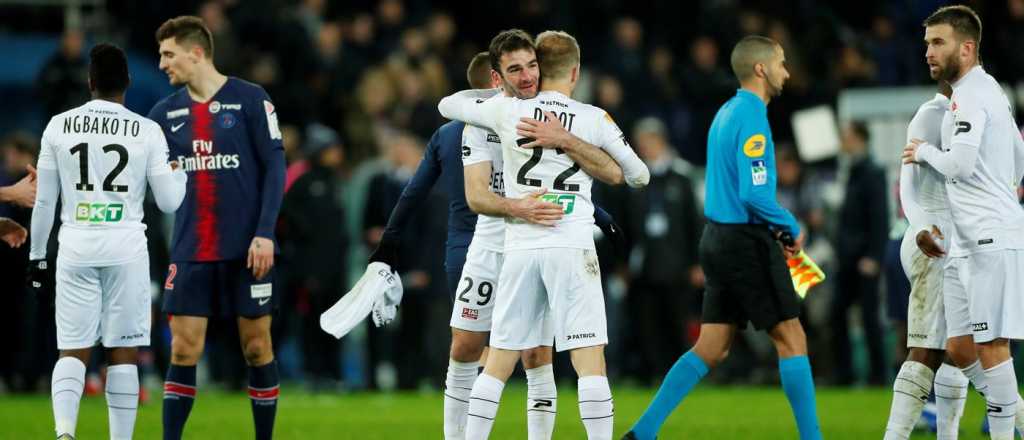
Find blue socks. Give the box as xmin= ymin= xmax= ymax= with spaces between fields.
xmin=629 ymin=350 xmax=708 ymax=439
xmin=248 ymin=361 xmax=280 ymax=440
xmin=162 ymin=364 xmax=197 ymax=440
xmin=779 ymin=355 xmax=822 ymax=440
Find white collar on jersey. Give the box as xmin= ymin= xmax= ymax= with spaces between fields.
xmin=952 ymin=65 xmax=984 ymax=89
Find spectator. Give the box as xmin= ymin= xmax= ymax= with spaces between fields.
xmin=281 ymin=124 xmax=350 ymax=388
xmin=831 ymin=121 xmax=889 ymax=385
xmin=614 ymin=117 xmax=704 ymax=384
xmin=35 ymin=29 xmax=90 ymax=118
xmin=363 ymin=133 xmax=448 ymax=390
xmin=680 ymin=36 xmax=735 ymax=164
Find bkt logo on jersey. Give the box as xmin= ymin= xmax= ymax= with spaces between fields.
xmin=178 ymin=140 xmax=240 ymax=172
xmin=75 ymin=202 xmax=124 ymax=223
xmin=539 ymin=193 xmax=576 ymax=214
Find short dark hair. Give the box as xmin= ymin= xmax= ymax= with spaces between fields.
xmin=849 ymin=120 xmax=870 ymax=143
xmin=730 ymin=35 xmax=779 ymax=82
xmin=466 ymin=51 xmax=493 ymax=89
xmin=487 ymin=29 xmax=534 ymax=73
xmin=923 ymin=5 xmax=982 ymax=47
xmin=89 ymin=43 xmax=129 ymax=96
xmin=156 ymin=16 xmax=214 ymax=59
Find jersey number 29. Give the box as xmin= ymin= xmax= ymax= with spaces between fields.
xmin=70 ymin=143 xmax=129 ymax=193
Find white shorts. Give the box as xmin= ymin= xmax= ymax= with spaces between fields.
xmin=56 ymin=258 xmax=151 ymax=350
xmin=450 ymin=244 xmax=503 ymax=332
xmin=899 ymin=230 xmax=948 ymax=349
xmin=492 ymin=248 xmax=606 ymax=352
xmin=946 ymin=249 xmax=1024 ymax=343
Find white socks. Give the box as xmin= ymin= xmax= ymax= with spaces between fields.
xmin=884 ymin=361 xmax=934 ymax=440
xmin=465 ymin=373 xmax=505 ymax=440
xmin=526 ymin=365 xmax=557 ymax=440
xmin=578 ymin=375 xmax=613 ymax=440
xmin=106 ymin=364 xmax=139 ymax=440
xmin=52 ymin=357 xmax=86 ymax=438
xmin=984 ymin=360 xmax=1019 ymax=440
xmin=934 ymin=363 xmax=968 ymax=440
xmin=444 ymin=359 xmax=479 ymax=440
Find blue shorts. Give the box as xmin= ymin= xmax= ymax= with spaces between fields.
xmin=884 ymin=238 xmax=910 ymax=322
xmin=162 ymin=260 xmax=276 ymax=318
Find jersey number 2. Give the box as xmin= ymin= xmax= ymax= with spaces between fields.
xmin=70 ymin=143 xmax=129 ymax=192
xmin=515 ymin=147 xmax=581 ymax=191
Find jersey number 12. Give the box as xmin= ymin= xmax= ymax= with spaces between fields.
xmin=70 ymin=143 xmax=129 ymax=193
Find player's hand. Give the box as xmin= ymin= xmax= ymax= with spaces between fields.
xmin=368 ymin=234 xmax=400 ymax=268
xmin=26 ymin=259 xmax=55 ymax=304
xmin=247 ymin=237 xmax=274 ymax=280
xmin=169 ymin=160 xmax=180 ymax=171
xmin=2 ymin=168 xmax=36 ymax=208
xmin=916 ymin=225 xmax=946 ymax=258
xmin=0 ymin=217 xmax=26 ymax=247
xmin=508 ymin=188 xmax=564 ymax=226
xmin=516 ymin=111 xmax=572 ymax=150
xmin=902 ymin=138 xmax=924 ymax=164
xmin=689 ymin=265 xmax=705 ymax=289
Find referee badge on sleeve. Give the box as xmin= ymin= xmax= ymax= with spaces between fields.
xmin=743 ymin=134 xmax=766 ymax=157
xmin=751 ymin=160 xmax=768 ymax=186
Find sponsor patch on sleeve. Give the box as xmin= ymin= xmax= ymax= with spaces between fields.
xmin=263 ymin=100 xmax=282 ymax=140
xmin=751 ymin=159 xmax=768 ymax=186
xmin=743 ymin=134 xmax=766 ymax=157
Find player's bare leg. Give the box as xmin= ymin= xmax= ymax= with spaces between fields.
xmin=570 ymin=345 xmax=613 ymax=440
xmin=884 ymin=347 xmax=944 ymax=439
xmin=52 ymin=348 xmax=91 ymax=439
xmin=523 ymin=346 xmax=557 ymax=440
xmin=445 ymin=329 xmax=488 ymax=440
xmin=239 ymin=315 xmax=278 ymax=440
xmin=465 ymin=347 xmax=520 ymax=440
xmin=767 ymin=318 xmax=821 ymax=440
xmin=163 ymin=315 xmax=206 ymax=440
xmin=106 ymin=347 xmax=140 ymax=440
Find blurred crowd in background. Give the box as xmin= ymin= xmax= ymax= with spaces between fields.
xmin=2 ymin=0 xmax=1024 ymax=396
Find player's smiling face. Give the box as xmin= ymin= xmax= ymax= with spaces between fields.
xmin=924 ymin=24 xmax=962 ymax=82
xmin=497 ymin=49 xmax=539 ymax=99
xmin=158 ymin=38 xmax=198 ymax=86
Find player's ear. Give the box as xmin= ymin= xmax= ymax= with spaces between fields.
xmin=571 ymin=64 xmax=580 ymax=83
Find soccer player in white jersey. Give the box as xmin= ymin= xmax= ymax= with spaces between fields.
xmin=439 ymin=30 xmax=649 ymax=440
xmin=447 ymin=42 xmax=628 ymax=440
xmin=27 ymin=43 xmax=187 ymax=440
xmin=884 ymin=81 xmax=977 ymax=440
xmin=903 ymin=5 xmax=1024 ymax=439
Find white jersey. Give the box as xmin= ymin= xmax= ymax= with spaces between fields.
xmin=928 ymin=66 xmax=1024 ymax=256
xmin=901 ymin=94 xmax=953 ymax=233
xmin=34 ymin=99 xmax=181 ymax=266
xmin=461 ymin=124 xmax=506 ymax=252
xmin=440 ymin=89 xmax=649 ymax=251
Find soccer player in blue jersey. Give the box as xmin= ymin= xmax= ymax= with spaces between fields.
xmin=623 ymin=36 xmax=821 ymax=440
xmin=147 ymin=16 xmax=286 ymax=440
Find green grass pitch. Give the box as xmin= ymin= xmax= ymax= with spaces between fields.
xmin=0 ymin=384 xmax=1004 ymax=439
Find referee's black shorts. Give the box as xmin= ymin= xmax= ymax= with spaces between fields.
xmin=699 ymin=222 xmax=800 ymax=331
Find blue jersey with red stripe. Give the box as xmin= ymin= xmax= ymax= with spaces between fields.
xmin=148 ymin=77 xmax=286 ymax=262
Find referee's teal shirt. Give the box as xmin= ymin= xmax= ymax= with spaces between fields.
xmin=704 ymin=89 xmax=800 ymax=237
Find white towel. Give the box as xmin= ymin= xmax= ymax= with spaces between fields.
xmin=320 ymin=262 xmax=404 ymax=339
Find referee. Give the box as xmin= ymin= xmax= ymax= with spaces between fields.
xmin=624 ymin=36 xmax=822 ymax=440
